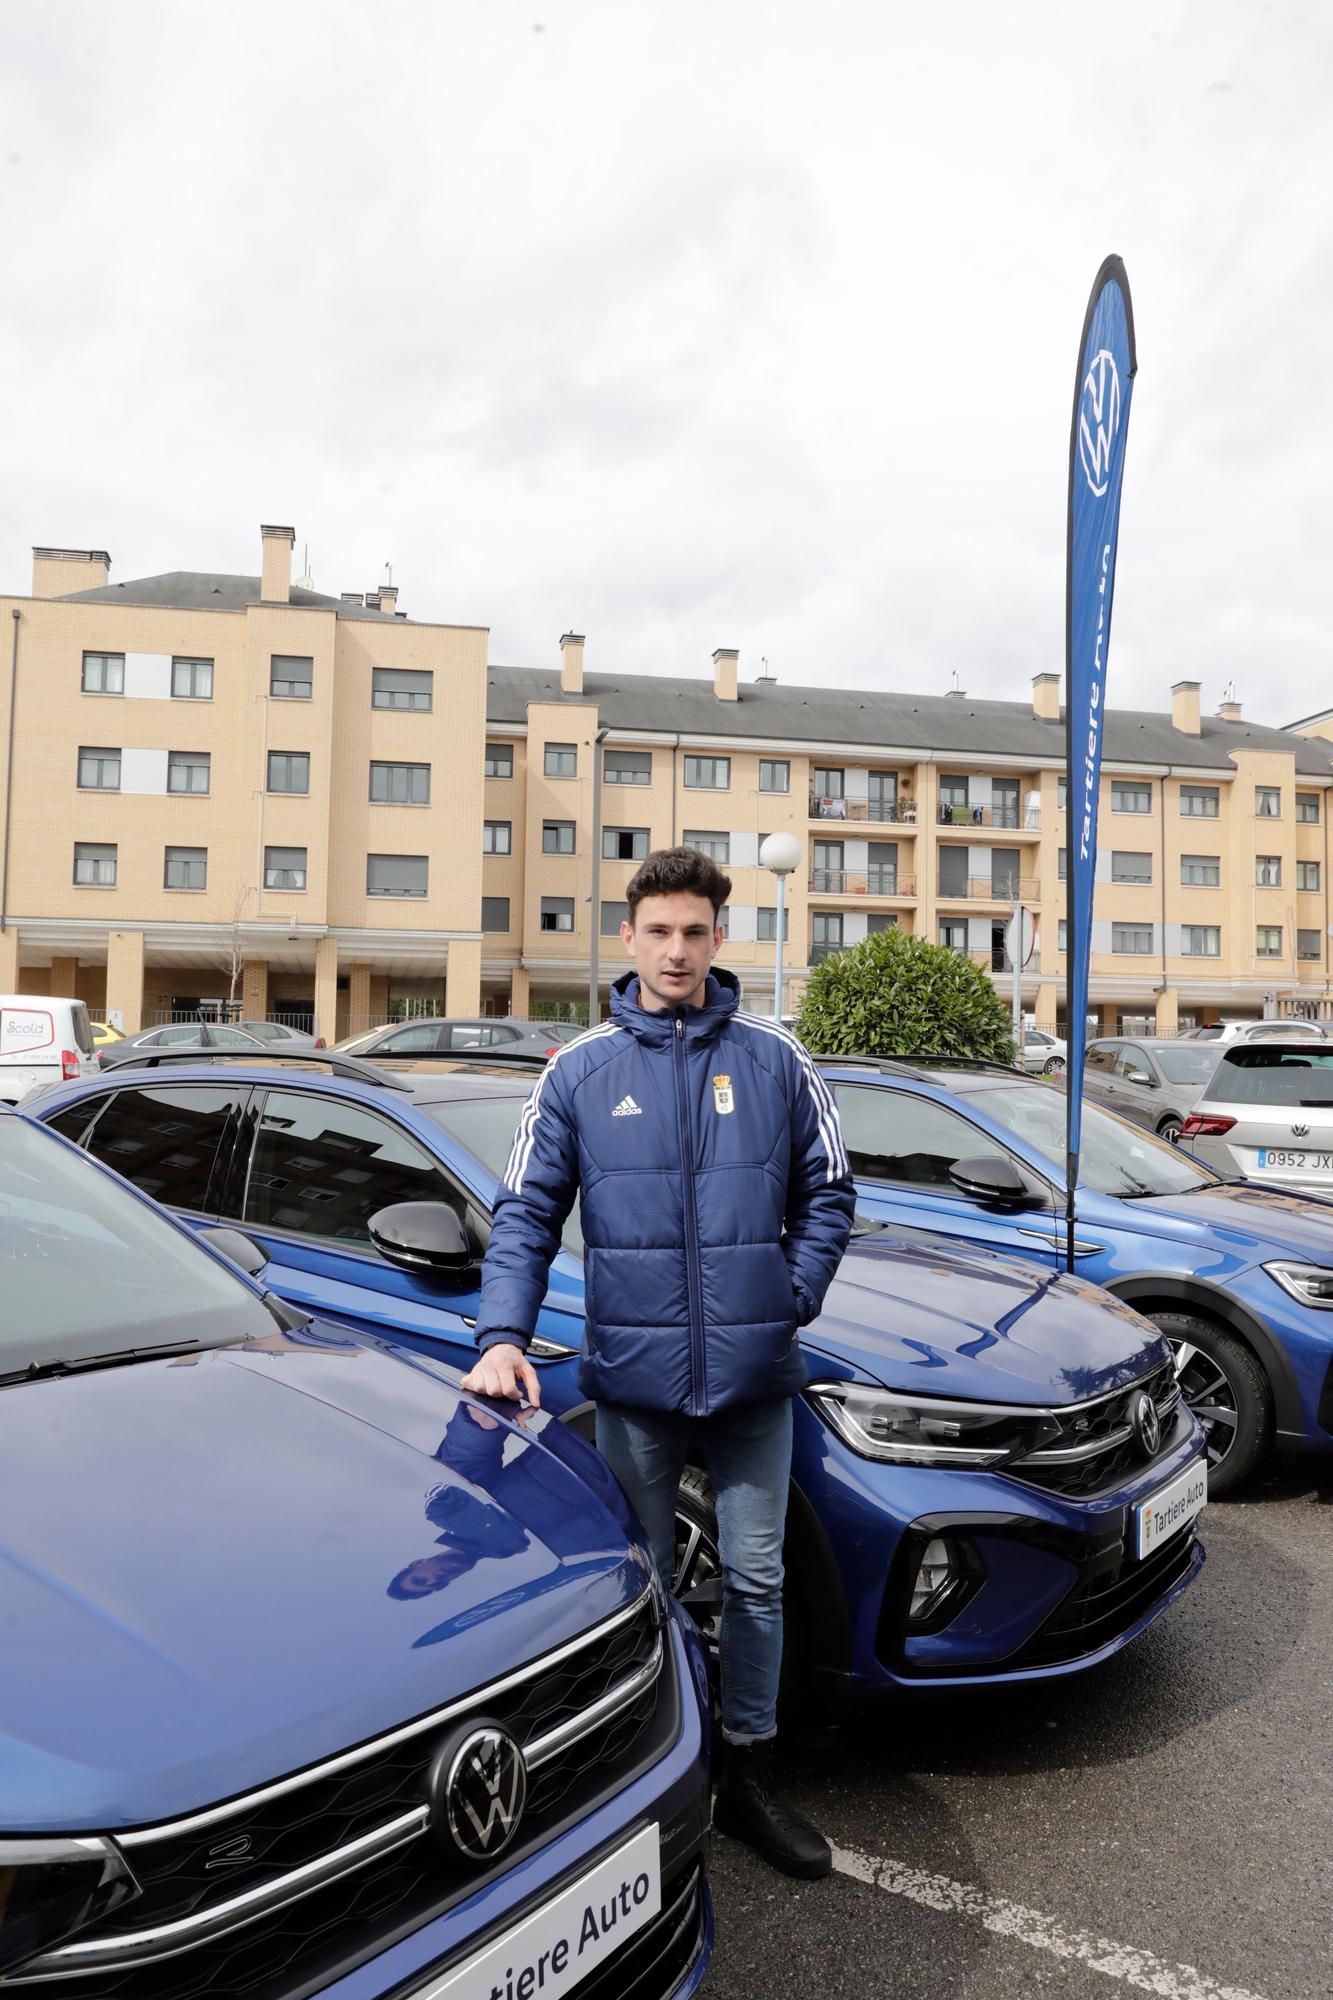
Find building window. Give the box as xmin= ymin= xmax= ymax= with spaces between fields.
xmin=485 ymin=742 xmax=514 ymax=780
xmin=1299 ymin=929 xmax=1322 ymax=961
xmin=370 ymin=760 xmax=430 ymax=805
xmin=1057 ymin=775 xmax=1068 ymax=811
xmin=716 ymin=906 xmax=730 ymax=939
xmin=757 ymin=907 xmax=790 ymax=942
xmin=540 ymin=896 xmax=575 ymax=933
xmin=542 ymin=820 xmax=575 ymax=855
xmin=483 ymin=820 xmax=512 ymax=855
xmin=938 ymin=919 xmax=967 ymax=951
xmin=684 ymin=830 xmax=730 ymax=863
xmin=604 ymin=749 xmax=651 ymax=786
xmin=866 ymin=912 xmax=899 ymax=933
xmin=270 ymin=655 xmax=313 ymax=700
xmin=81 ymin=652 xmax=124 ymax=695
xmin=1181 ymin=854 xmax=1220 ymax=887
xmin=603 ymin=826 xmax=649 ymax=862
xmin=171 ymin=657 xmax=213 ymax=700
xmin=264 ymin=845 xmax=307 ymax=891
xmin=73 ymin=841 xmax=117 ymax=886
xmin=371 ymin=667 xmax=432 ymax=711
xmin=1256 ymin=855 xmax=1282 ymax=887
xmin=684 ymin=755 xmax=730 ymax=790
xmin=1179 ymin=785 xmax=1219 ymax=818
xmin=1057 ymin=847 xmax=1067 ymax=881
xmin=367 ymin=853 xmax=428 ymax=898
xmin=1256 ymin=925 xmax=1283 ymax=957
xmin=1112 ymin=923 xmax=1154 ymax=954
xmin=1181 ymin=926 xmax=1220 ymax=957
xmin=481 ymin=896 xmax=510 ymax=933
xmin=164 ymin=846 xmax=207 ymax=892
xmin=1297 ymin=792 xmax=1321 ymax=824
xmin=759 ymin=760 xmax=790 ymax=794
xmin=78 ymin=746 xmax=120 ymax=790
xmin=1057 ymin=918 xmax=1068 ymax=951
xmin=600 ymin=900 xmax=629 ymax=935
xmin=168 ymin=751 xmax=211 ymax=794
xmin=1111 ymin=782 xmax=1151 ymax=814
xmin=544 ymin=742 xmax=577 ymax=779
xmin=813 ymin=767 xmax=846 ymax=801
xmin=1298 ymin=860 xmax=1321 ymax=892
xmin=814 ymin=913 xmax=845 ymax=951
xmin=1256 ymin=786 xmax=1281 ymax=818
xmin=267 ymin=751 xmax=310 ymax=794
xmin=1111 ymin=851 xmax=1152 ymax=884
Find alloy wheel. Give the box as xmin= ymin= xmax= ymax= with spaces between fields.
xmin=1170 ymin=1339 xmax=1240 ymax=1471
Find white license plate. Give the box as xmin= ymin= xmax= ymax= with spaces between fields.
xmin=410 ymin=1824 xmax=661 ymax=1999
xmin=1257 ymin=1149 xmax=1333 ymax=1172
xmin=1134 ymin=1460 xmax=1207 ymax=1560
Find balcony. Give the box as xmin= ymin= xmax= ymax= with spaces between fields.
xmin=939 ymin=876 xmax=1041 ymax=902
xmin=808 ymin=870 xmax=916 ymax=897
xmin=936 ymin=802 xmax=1040 ymax=830
xmin=808 ymin=797 xmax=916 ymax=825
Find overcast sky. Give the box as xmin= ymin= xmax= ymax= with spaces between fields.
xmin=4 ymin=1 xmax=1331 ymax=724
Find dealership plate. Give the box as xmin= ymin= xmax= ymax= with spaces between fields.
xmin=1134 ymin=1460 xmax=1207 ymax=1561
xmin=409 ymin=1824 xmax=661 ymax=1999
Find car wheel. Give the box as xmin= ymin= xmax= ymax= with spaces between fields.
xmin=1157 ymin=1115 xmax=1183 ymax=1145
xmin=1147 ymin=1310 xmax=1271 ymax=1496
xmin=1042 ymin=1056 xmax=1065 ymax=1076
xmin=674 ymin=1465 xmax=807 ymax=1717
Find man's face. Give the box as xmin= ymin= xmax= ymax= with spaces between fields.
xmin=621 ymin=891 xmax=722 ymax=1011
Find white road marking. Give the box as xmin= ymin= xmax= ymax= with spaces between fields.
xmin=832 ymin=1846 xmax=1269 ymax=2000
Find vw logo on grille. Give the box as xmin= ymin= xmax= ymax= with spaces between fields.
xmin=1131 ymin=1391 xmax=1161 ymax=1461
xmin=1292 ymin=1122 xmax=1310 ymax=1139
xmin=428 ymin=1722 xmax=527 ymax=1863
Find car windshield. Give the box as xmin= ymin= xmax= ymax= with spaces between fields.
xmin=954 ymin=1079 xmax=1214 ymax=1196
xmin=1 ymin=1118 xmax=270 ymax=1369
xmin=418 ymin=1094 xmax=584 ymax=1256
xmin=1154 ymin=1046 xmax=1220 ymax=1085
xmin=1213 ymin=1048 xmax=1333 ymax=1106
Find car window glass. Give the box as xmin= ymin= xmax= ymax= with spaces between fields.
xmin=70 ymin=1005 xmax=95 ymax=1056
xmin=417 ymin=1094 xmax=584 ymax=1257
xmin=449 ymin=1024 xmax=489 ymax=1049
xmin=80 ymin=1085 xmax=243 ymax=1209
xmin=954 ymin=1080 xmax=1208 ymax=1195
xmin=489 ymin=1026 xmax=521 ymax=1044
xmin=381 ymin=1022 xmax=443 ymax=1053
xmin=209 ymin=1026 xmax=259 ymax=1048
xmin=1115 ymin=1048 xmax=1152 ymax=1083
xmin=44 ymin=1092 xmax=110 ymax=1146
xmin=156 ymin=1023 xmax=203 ymax=1045
xmin=242 ymin=1089 xmax=464 ymax=1245
xmin=1085 ymin=1044 xmax=1117 ymax=1072
xmin=1213 ymin=1049 xmax=1333 ymax=1106
xmin=1155 ymin=1047 xmax=1218 ymax=1085
xmin=832 ymin=1084 xmax=989 ymax=1189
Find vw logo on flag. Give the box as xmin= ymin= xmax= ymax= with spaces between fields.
xmin=1078 ymin=348 xmax=1121 ymax=497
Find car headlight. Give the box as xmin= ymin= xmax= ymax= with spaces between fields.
xmin=806 ymin=1382 xmax=1060 ymax=1467
xmin=1263 ymin=1262 xmax=1333 ymax=1308
xmin=0 ymin=1836 xmax=139 ymax=1977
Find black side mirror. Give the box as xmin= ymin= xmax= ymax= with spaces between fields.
xmin=948 ymin=1155 xmax=1036 ymax=1206
xmin=199 ymin=1226 xmax=270 ymax=1277
xmin=369 ymin=1201 xmax=475 ymax=1273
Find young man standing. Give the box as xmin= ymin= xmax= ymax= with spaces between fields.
xmin=462 ymin=846 xmax=855 ymax=1878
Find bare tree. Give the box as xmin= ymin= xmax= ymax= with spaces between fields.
xmin=216 ymin=884 xmax=252 ymax=1019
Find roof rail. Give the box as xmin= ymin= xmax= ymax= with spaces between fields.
xmin=361 ymin=1048 xmax=550 ymax=1071
xmin=101 ymin=1047 xmax=412 ymax=1091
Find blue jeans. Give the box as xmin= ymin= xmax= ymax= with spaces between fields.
xmin=596 ymin=1398 xmax=793 ymax=1746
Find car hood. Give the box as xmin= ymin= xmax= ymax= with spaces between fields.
xmin=801 ymin=1231 xmax=1165 ymax=1404
xmin=0 ymin=1328 xmax=643 ymax=1831
xmin=1110 ymin=1176 xmax=1333 ymax=1265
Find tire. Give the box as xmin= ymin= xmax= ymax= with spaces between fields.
xmin=673 ymin=1465 xmax=808 ymax=1719
xmin=1042 ymin=1056 xmax=1065 ymax=1077
xmin=1156 ymin=1115 xmax=1183 ymax=1145
xmin=1147 ymin=1309 xmax=1272 ymax=1496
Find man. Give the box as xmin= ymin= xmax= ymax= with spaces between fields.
xmin=462 ymin=845 xmax=855 ymax=1878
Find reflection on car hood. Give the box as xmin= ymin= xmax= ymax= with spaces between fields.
xmin=801 ymin=1233 xmax=1165 ymax=1404
xmin=0 ymin=1325 xmax=641 ymax=1831
xmin=1123 ymin=1177 xmax=1333 ymax=1264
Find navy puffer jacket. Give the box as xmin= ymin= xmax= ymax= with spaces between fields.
xmin=475 ymin=969 xmax=856 ymax=1416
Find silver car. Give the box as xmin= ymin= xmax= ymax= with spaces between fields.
xmin=1081 ymin=1037 xmax=1221 ymax=1144
xmin=334 ymin=1016 xmax=583 ymax=1064
xmin=1019 ymin=1028 xmax=1067 ymax=1075
xmin=1179 ymin=1041 xmax=1333 ymax=1188
xmin=1180 ymin=1017 xmax=1327 ymax=1046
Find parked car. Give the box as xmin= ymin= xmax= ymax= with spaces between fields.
xmin=238 ymin=1017 xmax=327 ymax=1049
xmin=1180 ymin=1018 xmax=1327 ymax=1045
xmin=32 ymin=1048 xmax=1209 ymax=1698
xmin=1019 ymin=1028 xmax=1067 ymax=1076
xmin=89 ymin=1019 xmax=124 ymax=1052
xmin=97 ymin=1020 xmax=270 ymax=1068
xmin=1080 ymin=1037 xmax=1219 ymax=1143
xmin=0 ymin=1104 xmax=712 ymax=1998
xmin=1180 ymin=1041 xmax=1333 ymax=1191
xmin=811 ymin=1055 xmax=1333 ymax=1493
xmin=0 ymin=993 xmax=100 ymax=1103
xmin=337 ymin=1017 xmax=585 ymax=1062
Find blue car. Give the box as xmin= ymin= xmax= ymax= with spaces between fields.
xmin=0 ymin=1107 xmax=712 ymax=1999
xmin=813 ymin=1055 xmax=1333 ymax=1495
xmin=30 ymin=1050 xmax=1208 ymax=1699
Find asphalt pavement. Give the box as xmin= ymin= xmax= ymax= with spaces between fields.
xmin=708 ymin=1461 xmax=1333 ymax=2000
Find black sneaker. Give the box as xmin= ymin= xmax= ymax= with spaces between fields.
xmin=713 ymin=1741 xmax=832 ymax=1880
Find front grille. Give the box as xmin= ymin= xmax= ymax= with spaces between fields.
xmin=1005 ymin=1359 xmax=1181 ymax=1497
xmin=16 ymin=1588 xmax=671 ymax=2000
xmin=559 ymin=1860 xmax=707 ymax=2000
xmin=1010 ymin=1526 xmax=1201 ymax=1670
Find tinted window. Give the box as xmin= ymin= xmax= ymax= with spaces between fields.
xmin=45 ymin=1092 xmax=110 ymax=1146
xmin=375 ymin=1022 xmax=445 ymax=1053
xmin=81 ymin=1085 xmax=242 ymax=1209
xmin=952 ymin=1080 xmax=1209 ymax=1196
xmin=1085 ymin=1043 xmax=1118 ymax=1072
xmin=1213 ymin=1049 xmax=1333 ymax=1106
xmin=832 ymin=1084 xmax=989 ymax=1189
xmin=242 ymin=1090 xmax=463 ymax=1245
xmin=418 ymin=1094 xmax=583 ymax=1257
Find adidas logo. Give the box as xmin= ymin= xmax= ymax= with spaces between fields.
xmin=611 ymin=1094 xmax=643 ymax=1118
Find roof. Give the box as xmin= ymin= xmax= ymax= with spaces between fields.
xmin=57 ymin=572 xmax=403 ymax=622
xmin=486 ymin=665 xmax=1333 ymax=775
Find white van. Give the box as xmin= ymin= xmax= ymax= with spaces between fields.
xmin=0 ymin=996 xmax=101 ymax=1103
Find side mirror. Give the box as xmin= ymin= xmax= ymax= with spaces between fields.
xmin=200 ymin=1226 xmax=270 ymax=1277
xmin=948 ymin=1155 xmax=1036 ymax=1206
xmin=369 ymin=1201 xmax=475 ymax=1274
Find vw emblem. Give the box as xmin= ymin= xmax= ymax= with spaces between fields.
xmin=428 ymin=1722 xmax=527 ymax=1863
xmin=1292 ymin=1122 xmax=1310 ymax=1139
xmin=1078 ymin=348 xmax=1121 ymax=497
xmin=1131 ymin=1391 xmax=1161 ymax=1461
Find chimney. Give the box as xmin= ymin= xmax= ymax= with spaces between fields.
xmin=1171 ymin=679 xmax=1202 ymax=735
xmin=1032 ymin=672 xmax=1061 ymax=721
xmin=713 ymin=647 xmax=739 ymax=702
xmin=944 ymin=685 xmax=967 ymax=701
xmin=378 ymin=584 xmax=398 ymax=615
xmin=364 ymin=589 xmax=382 ymax=612
xmin=31 ymin=547 xmax=111 ymax=598
xmin=260 ymin=525 xmax=295 ymax=603
xmin=341 ymin=592 xmax=364 ymax=606
xmin=560 ymin=632 xmax=585 ymax=696
xmin=1217 ymin=696 xmax=1242 ymax=722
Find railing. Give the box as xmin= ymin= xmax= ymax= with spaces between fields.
xmin=939 ymin=876 xmax=1041 ymax=902
xmin=808 ymin=798 xmax=915 ymax=824
xmin=936 ymin=803 xmax=1038 ymax=829
xmin=808 ymin=870 xmax=916 ymax=896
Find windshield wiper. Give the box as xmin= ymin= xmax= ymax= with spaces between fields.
xmin=0 ymin=1339 xmax=225 ymax=1388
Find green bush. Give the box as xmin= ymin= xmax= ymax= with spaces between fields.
xmin=794 ymin=928 xmax=1016 ymax=1061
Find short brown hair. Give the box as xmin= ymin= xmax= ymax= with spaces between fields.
xmin=625 ymin=845 xmax=732 ymax=920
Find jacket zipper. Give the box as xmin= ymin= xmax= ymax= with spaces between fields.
xmin=673 ymin=1014 xmax=708 ymax=1414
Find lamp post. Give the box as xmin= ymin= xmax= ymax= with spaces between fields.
xmin=759 ymin=832 xmax=802 ymax=1022
xmin=586 ymin=726 xmax=610 ymax=1025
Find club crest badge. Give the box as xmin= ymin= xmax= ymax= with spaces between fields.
xmin=713 ymin=1074 xmax=734 ymax=1115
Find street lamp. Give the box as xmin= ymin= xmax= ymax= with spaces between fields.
xmin=759 ymin=832 xmax=802 ymax=1022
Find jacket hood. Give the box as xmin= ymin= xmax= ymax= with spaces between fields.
xmin=0 ymin=1330 xmax=642 ymax=1831
xmin=610 ymin=967 xmax=741 ymax=1046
